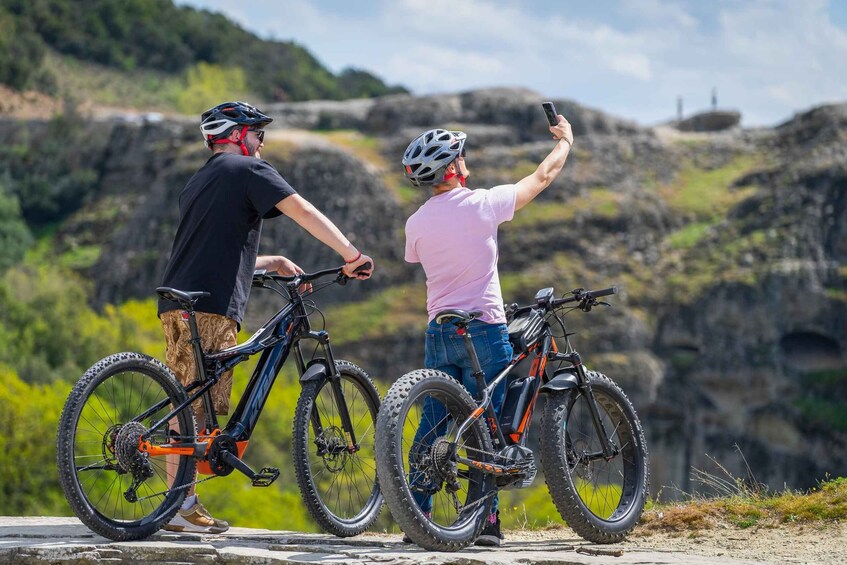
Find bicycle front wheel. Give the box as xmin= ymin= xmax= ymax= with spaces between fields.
xmin=375 ymin=369 xmax=494 ymax=551
xmin=56 ymin=352 xmax=197 ymax=541
xmin=540 ymin=370 xmax=649 ymax=543
xmin=292 ymin=360 xmax=382 ymax=537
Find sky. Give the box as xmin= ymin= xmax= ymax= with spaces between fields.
xmin=177 ymin=0 xmax=847 ymax=127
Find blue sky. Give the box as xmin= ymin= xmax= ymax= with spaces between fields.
xmin=177 ymin=0 xmax=847 ymax=127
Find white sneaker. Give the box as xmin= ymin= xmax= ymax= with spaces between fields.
xmin=163 ymin=499 xmax=229 ymax=534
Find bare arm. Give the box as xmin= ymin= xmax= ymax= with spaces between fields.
xmin=276 ymin=194 xmax=373 ymax=278
xmin=514 ymin=116 xmax=574 ymax=210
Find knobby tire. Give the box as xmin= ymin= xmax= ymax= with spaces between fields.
xmin=56 ymin=352 xmax=196 ymax=541
xmin=540 ymin=370 xmax=649 ymax=543
xmin=292 ymin=360 xmax=382 ymax=536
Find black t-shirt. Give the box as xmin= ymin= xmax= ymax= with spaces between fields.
xmin=158 ymin=152 xmax=296 ymax=325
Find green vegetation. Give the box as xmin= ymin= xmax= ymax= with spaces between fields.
xmin=0 ymin=110 xmax=102 ymax=227
xmin=666 ymin=221 xmax=715 ymax=250
xmin=0 ymin=0 xmax=406 ymax=104
xmin=795 ymin=368 xmax=847 ymax=432
xmin=174 ymin=62 xmax=249 ymax=115
xmin=0 ymin=183 xmax=33 ymax=270
xmin=639 ymin=476 xmax=847 ymax=533
xmin=659 ymin=154 xmax=761 ymax=220
xmin=507 ymin=187 xmax=622 ymax=229
xmin=0 ymin=367 xmax=71 ymax=514
xmin=663 ymin=227 xmax=776 ymax=303
xmin=323 ymin=284 xmax=428 ymax=344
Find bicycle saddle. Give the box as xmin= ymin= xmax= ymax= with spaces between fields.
xmin=156 ymin=287 xmax=211 ymax=307
xmin=434 ymin=309 xmax=483 ymax=325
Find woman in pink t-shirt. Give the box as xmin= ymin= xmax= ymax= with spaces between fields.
xmin=401 ymin=115 xmax=574 ymax=546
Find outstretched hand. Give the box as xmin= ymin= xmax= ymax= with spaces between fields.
xmin=549 ymin=115 xmax=574 ymax=147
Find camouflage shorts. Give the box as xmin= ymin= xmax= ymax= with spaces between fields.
xmin=160 ymin=310 xmax=237 ymax=423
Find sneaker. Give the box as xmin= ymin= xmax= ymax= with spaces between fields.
xmin=402 ymin=512 xmax=431 ymax=543
xmin=474 ymin=511 xmax=503 ymax=547
xmin=163 ymin=499 xmax=229 ymax=534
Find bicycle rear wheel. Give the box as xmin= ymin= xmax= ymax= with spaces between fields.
xmin=56 ymin=352 xmax=196 ymax=541
xmin=540 ymin=370 xmax=649 ymax=543
xmin=375 ymin=369 xmax=494 ymax=551
xmin=292 ymin=360 xmax=382 ymax=536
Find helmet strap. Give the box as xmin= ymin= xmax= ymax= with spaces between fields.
xmin=442 ymin=160 xmax=466 ymax=187
xmin=209 ymin=125 xmax=251 ymax=156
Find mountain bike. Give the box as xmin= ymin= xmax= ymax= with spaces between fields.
xmin=57 ymin=264 xmax=382 ymax=541
xmin=375 ymin=285 xmax=649 ymax=550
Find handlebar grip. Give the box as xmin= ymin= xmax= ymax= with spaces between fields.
xmin=353 ymin=261 xmax=372 ymax=274
xmin=589 ymin=286 xmax=618 ymax=298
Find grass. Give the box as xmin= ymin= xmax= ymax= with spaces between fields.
xmin=321 ymin=284 xmax=428 ymax=344
xmin=666 ymin=221 xmax=716 ymax=250
xmin=507 ymin=187 xmax=622 ymax=229
xmin=640 ymin=476 xmax=847 ymax=533
xmin=41 ymin=50 xmax=183 ymax=111
xmin=658 ymin=154 xmax=762 ymax=220
xmin=638 ymin=453 xmax=847 ymax=535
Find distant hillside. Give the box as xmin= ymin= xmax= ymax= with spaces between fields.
xmin=0 ymin=0 xmax=406 ymax=110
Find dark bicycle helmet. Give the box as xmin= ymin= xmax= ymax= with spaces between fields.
xmin=402 ymin=129 xmax=467 ymax=186
xmin=200 ymin=101 xmax=273 ymax=149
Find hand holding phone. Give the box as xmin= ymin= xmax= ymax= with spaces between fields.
xmin=541 ymin=101 xmax=559 ymax=127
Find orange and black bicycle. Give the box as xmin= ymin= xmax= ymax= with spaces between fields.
xmin=375 ymin=285 xmax=649 ymax=550
xmin=57 ymin=264 xmax=381 ymax=541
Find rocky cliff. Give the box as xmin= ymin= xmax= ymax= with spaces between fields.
xmin=9 ymin=89 xmax=845 ymax=498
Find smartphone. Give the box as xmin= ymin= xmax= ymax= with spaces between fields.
xmin=541 ymin=101 xmax=558 ymax=127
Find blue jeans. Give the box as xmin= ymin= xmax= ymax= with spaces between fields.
xmin=410 ymin=319 xmax=513 ymax=514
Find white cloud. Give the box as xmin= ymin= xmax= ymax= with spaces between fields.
xmin=177 ymin=0 xmax=847 ymax=126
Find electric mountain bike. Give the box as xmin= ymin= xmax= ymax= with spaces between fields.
xmin=375 ymin=286 xmax=649 ymax=550
xmin=57 ymin=265 xmax=382 ymax=541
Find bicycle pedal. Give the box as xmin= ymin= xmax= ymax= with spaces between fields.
xmin=251 ymin=467 xmax=280 ymax=487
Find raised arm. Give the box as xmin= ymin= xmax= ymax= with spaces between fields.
xmin=276 ymin=194 xmax=374 ymax=278
xmin=514 ymin=116 xmax=574 ymax=210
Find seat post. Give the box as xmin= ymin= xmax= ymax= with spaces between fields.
xmin=183 ymin=306 xmax=215 ymax=431
xmin=457 ymin=326 xmax=486 ymax=400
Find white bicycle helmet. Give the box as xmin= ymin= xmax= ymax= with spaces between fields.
xmin=402 ymin=129 xmax=466 ymax=186
xmin=199 ymin=101 xmax=272 ymax=149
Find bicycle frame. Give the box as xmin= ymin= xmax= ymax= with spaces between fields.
xmin=139 ymin=272 xmax=360 ymax=470
xmin=450 ymin=298 xmax=619 ymax=476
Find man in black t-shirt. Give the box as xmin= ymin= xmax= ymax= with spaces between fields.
xmin=159 ymin=101 xmax=373 ymax=534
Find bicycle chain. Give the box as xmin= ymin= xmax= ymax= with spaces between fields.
xmin=133 ymin=474 xmax=219 ymax=503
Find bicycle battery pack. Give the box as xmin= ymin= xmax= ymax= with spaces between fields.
xmin=500 ymin=377 xmax=536 ymax=436
xmin=507 ymin=308 xmax=545 ymax=352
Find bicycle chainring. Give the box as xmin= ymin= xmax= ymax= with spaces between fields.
xmin=208 ymin=434 xmax=239 ymax=476
xmin=495 ymin=444 xmax=537 ymax=488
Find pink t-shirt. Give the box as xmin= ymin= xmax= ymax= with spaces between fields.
xmin=405 ymin=185 xmax=517 ymax=324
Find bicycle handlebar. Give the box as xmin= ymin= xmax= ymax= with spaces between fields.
xmin=552 ymin=286 xmax=618 ymax=306
xmin=252 ymin=262 xmax=372 ymax=286
xmin=508 ymin=285 xmax=618 ymax=318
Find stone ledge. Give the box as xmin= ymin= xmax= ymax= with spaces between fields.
xmin=0 ymin=516 xmax=766 ymax=565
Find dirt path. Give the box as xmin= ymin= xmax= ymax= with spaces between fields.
xmin=623 ymin=521 xmax=846 ymax=565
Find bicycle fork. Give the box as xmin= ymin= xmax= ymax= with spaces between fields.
xmin=297 ymin=333 xmax=360 ymax=454
xmin=570 ymin=353 xmax=618 ymax=461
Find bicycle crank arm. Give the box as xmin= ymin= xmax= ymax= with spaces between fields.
xmin=219 ymin=450 xmax=280 ymax=487
xmin=456 ymin=455 xmax=526 ymax=477
xmin=139 ymin=441 xmax=209 ymax=458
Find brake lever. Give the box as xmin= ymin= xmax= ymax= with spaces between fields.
xmin=597 ymin=301 xmax=612 ymax=308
